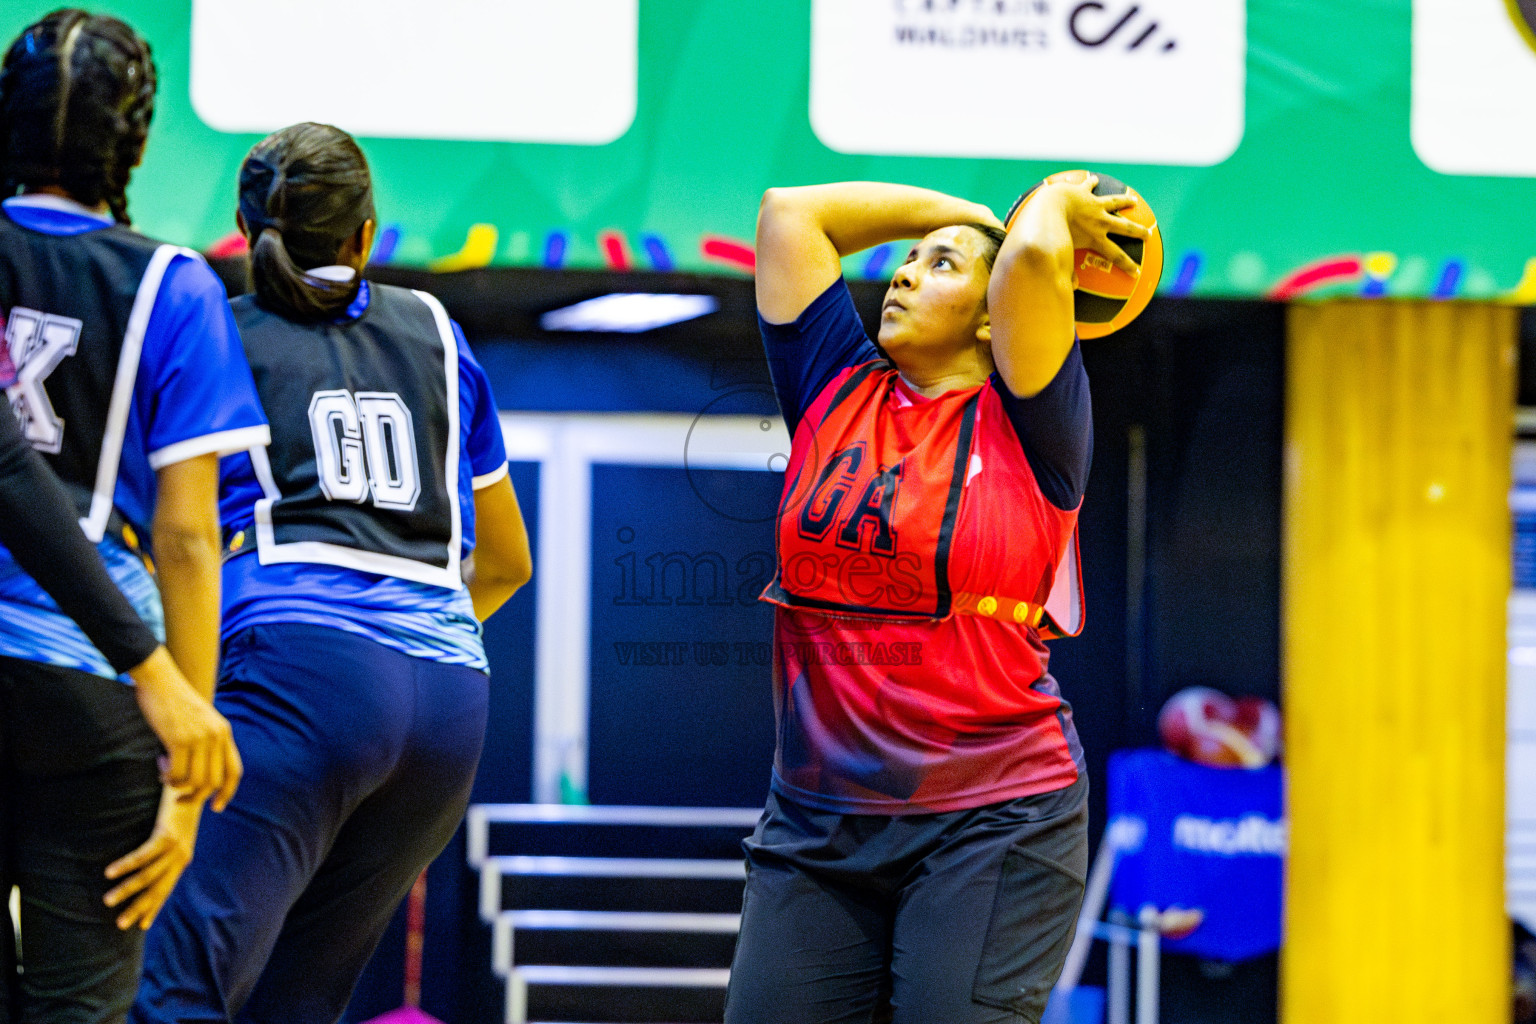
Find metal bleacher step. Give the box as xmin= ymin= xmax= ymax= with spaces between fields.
xmin=479 ymin=857 xmax=746 ymax=921
xmin=508 ymin=966 xmax=731 ymax=1024
xmin=517 ymin=966 xmax=732 ymax=986
xmin=469 ymin=804 xmax=758 ymax=1024
xmin=468 ymin=805 xmax=762 ymax=868
xmin=494 ymin=909 xmax=740 ymax=976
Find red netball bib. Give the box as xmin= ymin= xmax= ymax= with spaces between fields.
xmin=764 ymin=362 xmax=1083 ymax=637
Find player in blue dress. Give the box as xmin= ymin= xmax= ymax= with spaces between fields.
xmin=132 ymin=122 xmax=533 ymax=1024
xmin=0 ymin=11 xmax=267 ymax=1023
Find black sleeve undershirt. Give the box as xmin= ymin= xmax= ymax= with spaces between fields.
xmin=759 ymin=278 xmax=883 ymax=436
xmin=989 ymin=339 xmax=1094 ymax=511
xmin=0 ymin=411 xmax=159 ymax=673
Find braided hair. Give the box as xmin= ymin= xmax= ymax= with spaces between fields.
xmin=238 ymin=122 xmax=376 ymax=322
xmin=0 ymin=9 xmax=157 ymax=225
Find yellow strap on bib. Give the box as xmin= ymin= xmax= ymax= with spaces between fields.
xmin=951 ymin=592 xmax=1045 ymax=627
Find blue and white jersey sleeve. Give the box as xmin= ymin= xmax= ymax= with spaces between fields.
xmin=140 ymin=255 xmax=269 ymax=466
xmin=456 ymin=320 xmax=506 ymax=557
xmin=114 ymin=254 xmax=269 ymax=534
xmin=461 ymin=322 xmax=508 ymax=490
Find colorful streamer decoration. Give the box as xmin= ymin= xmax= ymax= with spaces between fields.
xmin=198 ymin=217 xmax=1536 ymax=310
xmin=701 ymin=234 xmax=756 ymax=274
xmin=641 ymin=233 xmax=675 ymax=272
xmin=599 ymin=230 xmax=634 ymax=272
xmin=1269 ymin=255 xmax=1362 ymax=300
xmin=1169 ymin=252 xmax=1201 ymax=296
xmin=206 ymin=231 xmax=248 ymax=259
xmin=1502 ymin=257 xmax=1536 ymax=304
xmin=542 ymin=231 xmax=568 ymax=270
xmin=1432 ymin=259 xmax=1464 ymax=299
xmin=1358 ymin=252 xmax=1397 ymax=298
xmin=862 ymin=244 xmax=895 ymax=280
xmin=371 ymin=224 xmax=402 ymax=265
xmin=429 ymin=223 xmax=498 ymax=272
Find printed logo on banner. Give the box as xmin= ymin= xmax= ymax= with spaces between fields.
xmin=1170 ymin=813 xmax=1287 ymax=856
xmin=190 ymin=0 xmax=637 ymax=145
xmin=1413 ymin=0 xmax=1536 ymax=176
xmin=809 ymin=0 xmax=1246 ymax=165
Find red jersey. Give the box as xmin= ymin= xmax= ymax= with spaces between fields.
xmin=763 ymin=361 xmax=1085 ymax=813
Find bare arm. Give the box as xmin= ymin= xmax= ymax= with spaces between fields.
xmin=466 ymin=473 xmax=532 ymax=621
xmin=128 ymin=648 xmax=240 ymax=810
xmin=152 ymin=453 xmax=223 ymax=698
xmin=755 ymin=183 xmax=1000 ymax=324
xmin=103 ymin=452 xmax=239 ymax=930
xmin=988 ymin=177 xmax=1149 ymax=398
xmin=150 ymin=453 xmax=239 ymax=806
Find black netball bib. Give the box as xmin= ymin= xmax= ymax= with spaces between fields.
xmin=0 ymin=210 xmax=185 ymax=542
xmin=232 ymin=283 xmax=462 ymax=589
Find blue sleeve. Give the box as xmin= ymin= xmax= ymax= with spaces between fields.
xmin=989 ymin=339 xmax=1093 ymax=511
xmin=137 ymin=254 xmax=270 ymax=468
xmin=218 ymin=450 xmax=264 ymax=539
xmin=457 ymin=322 xmax=507 ymax=484
xmin=759 ymin=279 xmax=882 ymax=434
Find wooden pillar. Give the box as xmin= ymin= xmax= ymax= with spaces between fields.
xmin=1283 ymin=301 xmax=1514 ymax=1024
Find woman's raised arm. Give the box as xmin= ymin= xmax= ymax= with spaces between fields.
xmin=988 ymin=176 xmax=1148 ymax=398
xmin=755 ymin=183 xmax=999 ymax=324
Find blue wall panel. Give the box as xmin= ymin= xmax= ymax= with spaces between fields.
xmin=472 ymin=459 xmax=541 ymax=805
xmin=586 ymin=464 xmax=780 ymax=808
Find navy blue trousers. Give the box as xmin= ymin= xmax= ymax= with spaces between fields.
xmin=131 ymin=624 xmax=488 ymax=1024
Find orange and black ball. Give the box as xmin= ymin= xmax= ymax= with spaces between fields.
xmin=1004 ymin=170 xmax=1163 ymax=339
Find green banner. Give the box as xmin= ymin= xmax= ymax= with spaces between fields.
xmin=4 ymin=0 xmax=1536 ymax=300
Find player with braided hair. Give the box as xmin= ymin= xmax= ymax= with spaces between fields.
xmin=0 ymin=8 xmax=155 ymax=225
xmin=0 ymin=10 xmax=267 ymax=1023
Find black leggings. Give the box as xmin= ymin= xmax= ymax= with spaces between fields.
xmin=725 ymin=776 xmax=1089 ymax=1024
xmin=0 ymin=656 xmax=160 ymax=1024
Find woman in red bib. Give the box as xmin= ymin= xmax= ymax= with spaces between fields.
xmin=724 ymin=179 xmax=1147 ymax=1024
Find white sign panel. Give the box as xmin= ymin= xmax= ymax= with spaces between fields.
xmin=1412 ymin=0 xmax=1536 ymax=177
xmin=810 ymin=0 xmax=1246 ymax=166
xmin=190 ymin=0 xmax=637 ymax=145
